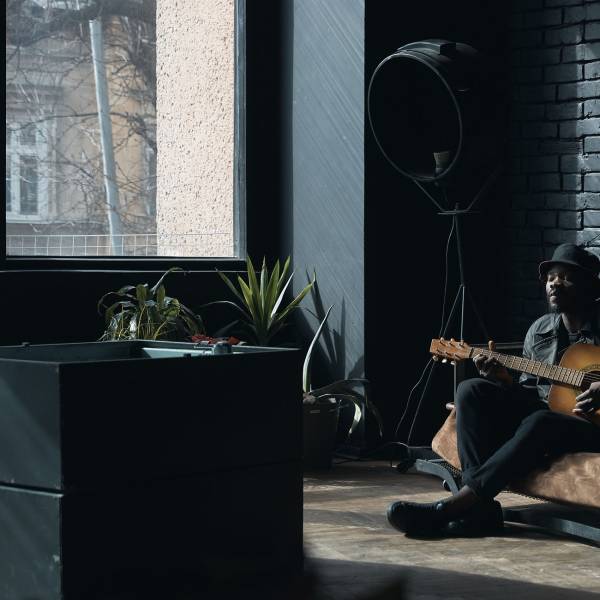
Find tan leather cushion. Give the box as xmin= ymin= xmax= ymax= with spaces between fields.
xmin=431 ymin=410 xmax=600 ymax=510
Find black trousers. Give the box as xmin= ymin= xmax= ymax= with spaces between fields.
xmin=455 ymin=378 xmax=600 ymax=500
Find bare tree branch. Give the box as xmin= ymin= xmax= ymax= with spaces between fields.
xmin=7 ymin=0 xmax=156 ymax=47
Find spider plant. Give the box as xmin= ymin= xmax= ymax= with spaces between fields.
xmin=98 ymin=267 xmax=204 ymax=341
xmin=303 ymin=305 xmax=384 ymax=440
xmin=210 ymin=256 xmax=315 ymax=346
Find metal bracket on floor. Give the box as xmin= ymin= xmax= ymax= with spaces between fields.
xmin=395 ymin=446 xmax=441 ymax=473
xmin=414 ymin=458 xmax=463 ymax=494
xmin=503 ymin=504 xmax=600 ymax=546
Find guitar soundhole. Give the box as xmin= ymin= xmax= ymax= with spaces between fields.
xmin=581 ymin=370 xmax=600 ymax=390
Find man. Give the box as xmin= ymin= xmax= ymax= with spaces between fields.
xmin=388 ymin=243 xmax=600 ymax=537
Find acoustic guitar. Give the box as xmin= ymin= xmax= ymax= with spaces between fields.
xmin=430 ymin=338 xmax=600 ymax=427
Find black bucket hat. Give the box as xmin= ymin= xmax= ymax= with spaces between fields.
xmin=539 ymin=243 xmax=600 ymax=282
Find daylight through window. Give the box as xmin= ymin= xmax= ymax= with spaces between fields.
xmin=5 ymin=0 xmax=238 ymax=258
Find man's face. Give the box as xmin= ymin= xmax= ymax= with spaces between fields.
xmin=545 ymin=265 xmax=584 ymax=313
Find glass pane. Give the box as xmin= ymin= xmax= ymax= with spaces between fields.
xmin=19 ymin=156 xmax=38 ymax=215
xmin=5 ymin=156 xmax=11 ymax=213
xmin=20 ymin=123 xmax=36 ymax=145
xmin=5 ymin=0 xmax=238 ymax=258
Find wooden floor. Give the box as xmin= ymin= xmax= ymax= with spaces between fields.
xmin=303 ymin=461 xmax=600 ymax=600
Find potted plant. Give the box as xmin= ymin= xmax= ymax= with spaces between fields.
xmin=207 ymin=256 xmax=315 ymax=346
xmin=98 ymin=267 xmax=204 ymax=341
xmin=302 ymin=305 xmax=384 ymax=469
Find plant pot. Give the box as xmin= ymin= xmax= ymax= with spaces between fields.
xmin=302 ymin=403 xmax=340 ymax=470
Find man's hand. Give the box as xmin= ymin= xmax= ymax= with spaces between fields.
xmin=473 ymin=340 xmax=514 ymax=387
xmin=574 ymin=381 xmax=600 ymax=416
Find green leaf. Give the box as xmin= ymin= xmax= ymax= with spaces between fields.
xmin=117 ymin=285 xmax=136 ymax=295
xmin=312 ymin=379 xmax=384 ymax=439
xmin=156 ymin=285 xmax=166 ymax=309
xmin=270 ymin=271 xmax=294 ymax=318
xmin=180 ymin=313 xmax=202 ymax=336
xmin=302 ymin=304 xmax=334 ymax=393
xmin=179 ymin=304 xmax=204 ymax=334
xmin=164 ymin=297 xmax=181 ymax=319
xmin=199 ymin=300 xmax=252 ymax=322
xmin=274 ymin=277 xmax=315 ymax=324
xmin=129 ymin=313 xmax=138 ymax=338
xmin=136 ymin=284 xmax=148 ymax=307
xmin=213 ymin=318 xmax=242 ymax=338
xmin=246 ymin=256 xmax=260 ymax=297
xmin=264 ymin=260 xmax=281 ymax=325
xmin=278 ymin=256 xmax=291 ymax=294
xmin=216 ymin=269 xmax=246 ymax=305
xmin=150 ymin=267 xmax=183 ymax=294
xmin=97 ymin=289 xmax=135 ymax=314
xmin=245 ymin=256 xmax=264 ymax=326
xmin=259 ymin=257 xmax=268 ymax=316
xmin=238 ymin=276 xmax=259 ymax=323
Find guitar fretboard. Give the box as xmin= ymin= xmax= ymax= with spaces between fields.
xmin=470 ymin=348 xmax=584 ymax=387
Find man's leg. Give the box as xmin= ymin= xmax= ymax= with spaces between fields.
xmin=386 ymin=378 xmax=533 ymax=535
xmin=455 ymin=378 xmax=545 ymax=479
xmin=462 ymin=409 xmax=600 ymax=500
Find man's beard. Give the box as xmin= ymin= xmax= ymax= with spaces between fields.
xmin=547 ymin=294 xmax=589 ymax=315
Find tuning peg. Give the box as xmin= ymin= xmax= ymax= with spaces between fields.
xmin=459 ymin=340 xmax=464 ymax=347
xmin=442 ymin=358 xmax=448 ymax=364
xmin=450 ymin=361 xmax=456 ymax=366
xmin=450 ymin=338 xmax=455 ymax=343
xmin=432 ymin=355 xmax=439 ymax=362
xmin=440 ymin=337 xmax=445 ymax=343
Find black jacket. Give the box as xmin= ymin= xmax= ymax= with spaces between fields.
xmin=520 ymin=309 xmax=600 ymax=402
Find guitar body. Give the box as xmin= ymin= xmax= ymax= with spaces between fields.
xmin=548 ymin=343 xmax=600 ymax=427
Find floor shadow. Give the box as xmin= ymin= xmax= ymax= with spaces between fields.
xmin=307 ymin=557 xmax=600 ymax=600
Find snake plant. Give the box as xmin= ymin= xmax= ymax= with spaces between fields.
xmin=209 ymin=256 xmax=315 ymax=346
xmin=303 ymin=305 xmax=384 ymax=439
xmin=98 ymin=267 xmax=204 ymax=341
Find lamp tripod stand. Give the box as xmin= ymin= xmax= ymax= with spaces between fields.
xmin=395 ymin=164 xmax=501 ymax=450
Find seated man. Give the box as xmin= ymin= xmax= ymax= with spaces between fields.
xmin=388 ymin=243 xmax=600 ymax=537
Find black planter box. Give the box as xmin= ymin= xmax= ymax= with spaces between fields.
xmin=0 ymin=341 xmax=303 ymax=599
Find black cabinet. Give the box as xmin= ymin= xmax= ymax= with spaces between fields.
xmin=0 ymin=341 xmax=303 ymax=599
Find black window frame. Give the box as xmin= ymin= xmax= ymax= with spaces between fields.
xmin=1 ymin=0 xmax=272 ymax=273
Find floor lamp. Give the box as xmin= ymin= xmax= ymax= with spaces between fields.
xmin=367 ymin=39 xmax=502 ymax=449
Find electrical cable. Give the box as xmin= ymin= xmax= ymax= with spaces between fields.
xmin=329 ymin=208 xmax=456 ymax=467
xmin=392 ymin=358 xmax=434 ymax=443
xmin=437 ymin=204 xmax=455 ymax=338
xmin=392 ymin=210 xmax=456 ymax=444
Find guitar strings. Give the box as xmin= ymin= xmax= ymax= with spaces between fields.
xmin=445 ymin=345 xmax=600 ymax=383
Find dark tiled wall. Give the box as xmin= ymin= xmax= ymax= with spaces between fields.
xmin=507 ymin=0 xmax=600 ymax=338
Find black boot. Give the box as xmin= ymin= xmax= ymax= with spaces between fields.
xmin=387 ymin=499 xmax=504 ymax=538
xmin=441 ymin=500 xmax=504 ymax=537
xmin=386 ymin=500 xmax=450 ymax=537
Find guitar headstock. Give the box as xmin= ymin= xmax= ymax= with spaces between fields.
xmin=429 ymin=338 xmax=472 ymax=364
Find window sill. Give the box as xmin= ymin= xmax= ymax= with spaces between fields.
xmin=0 ymin=256 xmax=247 ymax=273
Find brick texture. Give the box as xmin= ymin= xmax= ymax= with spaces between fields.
xmin=505 ymin=0 xmax=600 ymax=340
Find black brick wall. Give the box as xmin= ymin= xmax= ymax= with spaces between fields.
xmin=506 ymin=0 xmax=600 ymax=339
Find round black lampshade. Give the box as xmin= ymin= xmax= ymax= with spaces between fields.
xmin=368 ymin=39 xmax=491 ymax=183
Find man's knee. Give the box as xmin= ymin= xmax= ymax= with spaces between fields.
xmin=455 ymin=377 xmax=498 ymax=412
xmin=519 ymin=409 xmax=560 ymax=433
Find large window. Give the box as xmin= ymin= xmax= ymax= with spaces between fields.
xmin=4 ymin=0 xmax=242 ymax=259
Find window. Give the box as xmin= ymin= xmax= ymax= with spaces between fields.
xmin=4 ymin=0 xmax=243 ymax=260
xmin=5 ymin=156 xmax=11 ymax=213
xmin=19 ymin=157 xmax=39 ymax=215
xmin=5 ymin=121 xmax=49 ymax=222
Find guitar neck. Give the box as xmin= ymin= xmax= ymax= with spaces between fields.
xmin=471 ymin=348 xmax=584 ymax=387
